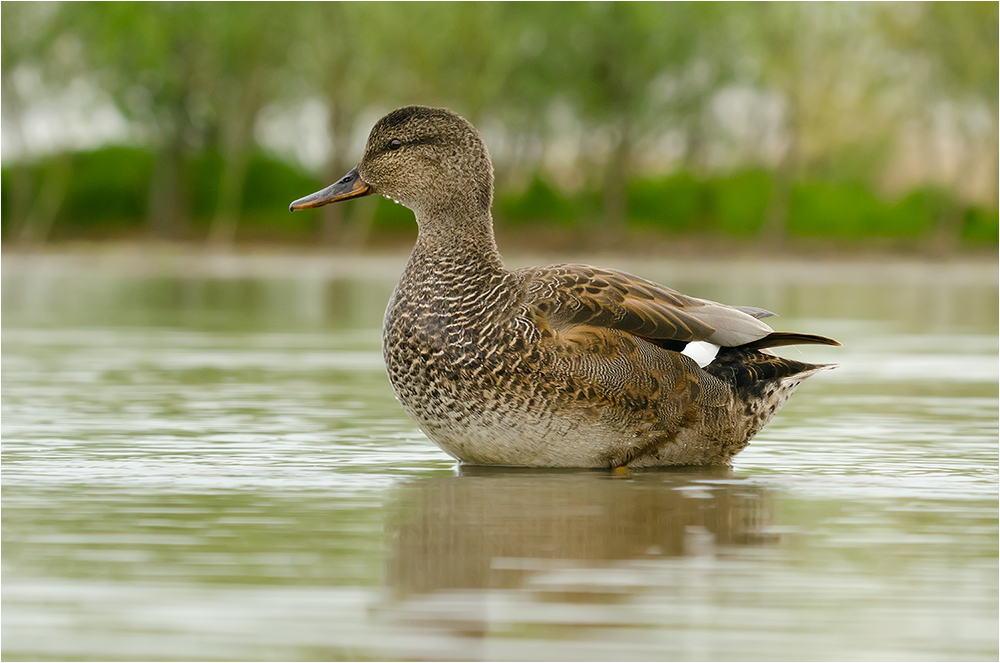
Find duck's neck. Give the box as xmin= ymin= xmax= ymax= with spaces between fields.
xmin=410 ymin=209 xmax=505 ymax=275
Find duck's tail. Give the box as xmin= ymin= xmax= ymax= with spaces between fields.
xmin=706 ymin=344 xmax=837 ymax=390
xmin=735 ymin=332 xmax=841 ymax=352
xmin=703 ymin=331 xmax=839 ymax=387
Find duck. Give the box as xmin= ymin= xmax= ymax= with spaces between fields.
xmin=290 ymin=105 xmax=839 ymax=468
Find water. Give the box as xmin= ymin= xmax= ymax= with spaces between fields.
xmin=3 ymin=250 xmax=997 ymax=661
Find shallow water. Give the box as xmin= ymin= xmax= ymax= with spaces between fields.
xmin=2 ymin=251 xmax=997 ymax=661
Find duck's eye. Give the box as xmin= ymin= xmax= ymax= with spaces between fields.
xmin=388 ymin=139 xmax=402 ymax=151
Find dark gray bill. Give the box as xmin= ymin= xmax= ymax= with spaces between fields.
xmin=289 ymin=168 xmax=372 ymax=211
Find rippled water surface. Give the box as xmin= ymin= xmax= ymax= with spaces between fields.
xmin=3 ymin=251 xmax=997 ymax=661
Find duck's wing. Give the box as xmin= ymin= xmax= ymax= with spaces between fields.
xmin=516 ymin=264 xmax=775 ymax=348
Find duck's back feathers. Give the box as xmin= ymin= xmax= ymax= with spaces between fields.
xmin=519 ymin=264 xmax=774 ymax=348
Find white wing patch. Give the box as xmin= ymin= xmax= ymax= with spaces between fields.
xmin=681 ymin=341 xmax=720 ymax=368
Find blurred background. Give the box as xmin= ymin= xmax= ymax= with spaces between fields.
xmin=1 ymin=1 xmax=997 ymax=252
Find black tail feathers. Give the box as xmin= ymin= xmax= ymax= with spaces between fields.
xmin=736 ymin=332 xmax=841 ymax=352
xmin=707 ymin=349 xmax=834 ymax=390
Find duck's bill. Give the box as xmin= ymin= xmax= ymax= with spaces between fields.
xmin=289 ymin=168 xmax=372 ymax=211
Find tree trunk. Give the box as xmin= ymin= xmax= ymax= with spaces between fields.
xmin=760 ymin=81 xmax=805 ymax=246
xmin=761 ymin=169 xmax=792 ymax=245
xmin=147 ymin=136 xmax=187 ymax=240
xmin=927 ymin=127 xmax=991 ymax=255
xmin=207 ymin=145 xmax=252 ymax=247
xmin=4 ymin=99 xmax=37 ymax=242
xmin=760 ymin=119 xmax=802 ymax=245
xmin=8 ymin=163 xmax=34 ymax=243
xmin=601 ymin=127 xmax=631 ymax=248
xmin=18 ymin=154 xmax=71 ymax=246
xmin=209 ymin=79 xmax=263 ymax=247
xmin=929 ymin=203 xmax=962 ymax=255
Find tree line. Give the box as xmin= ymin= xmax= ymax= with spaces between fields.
xmin=1 ymin=2 xmax=996 ymax=248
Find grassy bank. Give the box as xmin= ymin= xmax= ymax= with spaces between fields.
xmin=2 ymin=146 xmax=997 ymax=249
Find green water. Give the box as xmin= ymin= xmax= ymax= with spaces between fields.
xmin=2 ymin=251 xmax=997 ymax=661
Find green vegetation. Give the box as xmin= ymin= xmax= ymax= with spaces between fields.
xmin=1 ymin=2 xmax=996 ymax=249
xmin=2 ymin=146 xmax=996 ymax=246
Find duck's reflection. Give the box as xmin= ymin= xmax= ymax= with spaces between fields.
xmin=385 ymin=466 xmax=775 ymax=596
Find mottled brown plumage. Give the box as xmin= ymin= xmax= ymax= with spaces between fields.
xmin=290 ymin=105 xmax=840 ymax=467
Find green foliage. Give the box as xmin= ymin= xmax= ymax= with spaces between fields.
xmin=3 ymin=146 xmax=993 ymax=246
xmin=497 ymin=176 xmax=578 ymax=226
xmin=489 ymin=167 xmax=993 ymax=246
xmin=0 ymin=148 xmax=153 ymax=236
xmin=371 ymin=197 xmax=416 ymax=233
xmin=1 ymin=146 xmax=324 ymax=238
xmin=1 ymin=2 xmax=995 ymax=247
xmin=185 ymin=152 xmax=224 ymax=220
xmin=962 ymin=207 xmax=999 ymax=244
xmin=627 ymin=173 xmax=705 ymax=233
xmin=624 ymin=170 xmax=771 ymax=237
xmin=63 ymin=148 xmax=154 ymax=226
xmin=881 ymin=2 xmax=998 ymax=106
xmin=787 ymin=182 xmax=936 ymax=239
xmin=709 ymin=170 xmax=771 ymax=237
xmin=241 ymin=155 xmax=322 ymax=225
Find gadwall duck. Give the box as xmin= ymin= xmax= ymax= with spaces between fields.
xmin=291 ymin=105 xmax=839 ymax=467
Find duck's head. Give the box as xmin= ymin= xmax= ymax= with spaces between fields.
xmin=290 ymin=105 xmax=493 ymax=220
